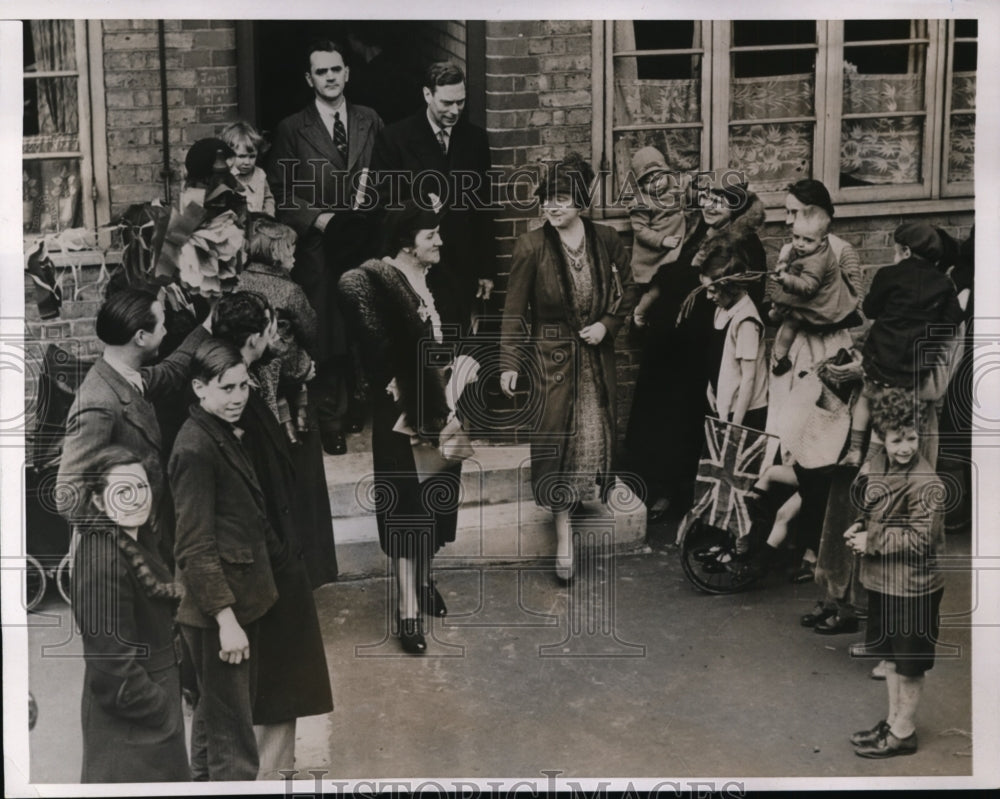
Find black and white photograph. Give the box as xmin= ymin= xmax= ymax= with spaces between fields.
xmin=2 ymin=0 xmax=998 ymax=794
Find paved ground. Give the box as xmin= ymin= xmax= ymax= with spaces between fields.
xmin=24 ymin=525 xmax=973 ymax=785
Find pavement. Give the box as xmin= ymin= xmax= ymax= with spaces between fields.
xmin=23 ymin=520 xmax=974 ymax=786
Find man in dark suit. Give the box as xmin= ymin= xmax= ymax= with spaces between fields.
xmin=267 ymin=39 xmax=383 ymax=455
xmin=370 ymin=61 xmax=497 ymax=330
xmin=56 ymin=288 xmax=210 ymax=562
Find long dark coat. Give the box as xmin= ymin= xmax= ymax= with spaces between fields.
xmin=370 ymin=112 xmax=496 ymax=325
xmin=239 ymin=389 xmax=334 ymax=724
xmin=338 ymin=259 xmax=464 ymax=556
xmin=72 ymin=525 xmax=189 ymax=782
xmin=623 ymin=195 xmax=766 ymax=506
xmin=500 ymin=220 xmax=639 ymax=500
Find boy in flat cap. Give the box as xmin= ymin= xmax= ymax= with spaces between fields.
xmin=840 ymin=221 xmax=964 ymax=466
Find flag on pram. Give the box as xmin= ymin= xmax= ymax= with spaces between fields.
xmin=676 ymin=417 xmax=778 ymax=545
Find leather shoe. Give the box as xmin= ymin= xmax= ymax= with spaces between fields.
xmin=397 ymin=616 xmax=426 ymax=654
xmin=321 ymin=430 xmax=347 ymax=455
xmin=813 ymin=614 xmax=860 ymax=635
xmin=855 ymin=730 xmax=918 ymax=758
xmin=419 ymin=583 xmax=447 ymax=618
xmin=800 ymin=604 xmax=836 ymax=628
xmin=850 ymin=719 xmax=890 ymax=747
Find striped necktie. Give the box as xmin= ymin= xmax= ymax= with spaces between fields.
xmin=436 ymin=127 xmax=449 ymax=155
xmin=333 ymin=111 xmax=348 ymax=161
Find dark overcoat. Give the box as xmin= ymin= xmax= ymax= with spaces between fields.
xmin=239 ymin=390 xmax=334 ymax=724
xmin=72 ymin=525 xmax=189 ymax=782
xmin=338 ymin=259 xmax=464 ymax=555
xmin=623 ymin=194 xmax=766 ymax=504
xmin=861 ymin=255 xmax=964 ymax=386
xmin=169 ymin=404 xmax=281 ymax=628
xmin=370 ymin=111 xmax=497 ymax=323
xmin=499 ymin=220 xmax=639 ymax=498
xmin=266 ymin=102 xmax=384 ymax=361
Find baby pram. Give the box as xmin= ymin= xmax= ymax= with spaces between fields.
xmin=676 ymin=416 xmax=779 ymax=594
xmin=24 ymin=342 xmax=95 ymax=610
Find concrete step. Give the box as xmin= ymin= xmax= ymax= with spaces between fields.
xmin=332 ymin=480 xmax=648 ymax=579
xmin=324 ymin=443 xmax=534 ymax=517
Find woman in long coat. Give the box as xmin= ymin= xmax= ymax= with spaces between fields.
xmin=339 ymin=204 xmax=474 ymax=654
xmin=235 ymin=216 xmax=339 ymax=587
xmin=624 ymin=181 xmax=766 ymax=520
xmin=500 ymin=154 xmax=639 ymax=581
xmin=72 ymin=446 xmax=189 ymax=783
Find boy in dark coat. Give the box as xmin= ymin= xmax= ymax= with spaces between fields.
xmin=170 ymin=339 xmax=283 ymax=780
xmin=840 ymin=222 xmax=963 ymax=466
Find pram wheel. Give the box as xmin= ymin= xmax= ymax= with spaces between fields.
xmin=680 ymin=520 xmax=760 ymax=594
xmin=25 ymin=554 xmax=47 ymax=611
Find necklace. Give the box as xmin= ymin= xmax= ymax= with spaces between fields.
xmin=560 ymin=235 xmax=587 ymax=271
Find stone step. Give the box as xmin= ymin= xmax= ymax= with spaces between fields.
xmin=332 ymin=481 xmax=647 ymax=579
xmin=324 ymin=443 xmax=534 ymax=518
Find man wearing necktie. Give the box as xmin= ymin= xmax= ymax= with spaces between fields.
xmin=268 ymin=40 xmax=384 ymax=455
xmin=371 ymin=61 xmax=497 ymax=334
xmin=56 ymin=287 xmax=212 ymax=565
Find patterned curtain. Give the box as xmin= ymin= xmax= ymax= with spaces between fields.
xmin=949 ymin=72 xmax=976 ymax=183
xmin=839 ymin=73 xmax=924 ymax=185
xmin=28 ymin=21 xmax=79 ymax=151
xmin=727 ymin=74 xmax=814 ymax=191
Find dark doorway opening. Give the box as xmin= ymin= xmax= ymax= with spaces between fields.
xmin=242 ymin=20 xmax=472 ymax=139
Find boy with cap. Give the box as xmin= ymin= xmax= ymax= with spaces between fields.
xmin=627 ymin=146 xmax=688 ymax=326
xmin=840 ymin=221 xmax=963 ymax=466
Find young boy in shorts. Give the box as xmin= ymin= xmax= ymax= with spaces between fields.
xmin=844 ymin=388 xmax=946 ymax=758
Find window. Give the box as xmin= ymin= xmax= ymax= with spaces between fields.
xmin=601 ymin=20 xmax=974 ymax=213
xmin=23 ymin=20 xmax=106 ymax=236
xmin=943 ymin=19 xmax=976 ymax=196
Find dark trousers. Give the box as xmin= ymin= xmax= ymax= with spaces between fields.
xmin=182 ymin=621 xmax=260 ymax=782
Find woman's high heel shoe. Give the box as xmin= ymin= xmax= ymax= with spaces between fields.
xmin=395 ymin=611 xmax=427 ymax=654
xmin=418 ymin=583 xmax=447 ymax=618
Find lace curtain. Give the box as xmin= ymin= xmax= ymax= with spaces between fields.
xmin=23 ymin=21 xmax=82 ymax=233
xmin=948 ymin=72 xmax=975 ymax=183
xmin=25 ymin=20 xmax=79 ymax=152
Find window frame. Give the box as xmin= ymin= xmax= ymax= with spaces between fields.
xmin=941 ymin=18 xmax=976 ymax=198
xmin=596 ymin=19 xmax=973 ymax=221
xmin=22 ymin=20 xmax=109 ymax=239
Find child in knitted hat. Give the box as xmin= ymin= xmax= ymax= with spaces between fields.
xmin=627 ymin=146 xmax=688 ymax=326
xmin=840 ymin=221 xmax=963 ymax=466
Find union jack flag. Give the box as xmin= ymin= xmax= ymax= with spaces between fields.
xmin=677 ymin=417 xmax=778 ymax=542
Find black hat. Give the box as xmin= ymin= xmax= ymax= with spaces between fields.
xmin=381 ymin=201 xmax=446 ymax=257
xmin=184 ymin=138 xmax=235 ymax=183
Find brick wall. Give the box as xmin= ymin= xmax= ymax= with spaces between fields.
xmin=484 ymin=21 xmax=593 ymax=297
xmin=102 ymin=20 xmax=238 ymax=217
xmin=412 ymin=21 xmax=467 ymax=72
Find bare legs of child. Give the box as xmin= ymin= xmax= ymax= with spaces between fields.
xmin=770 ymin=317 xmax=799 ymax=376
xmin=852 ymin=661 xmax=922 ymax=757
xmin=840 ymin=392 xmax=871 ymax=466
